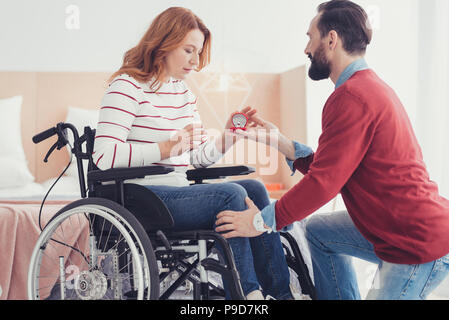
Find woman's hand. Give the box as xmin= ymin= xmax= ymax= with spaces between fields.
xmin=159 ymin=123 xmax=206 ymax=159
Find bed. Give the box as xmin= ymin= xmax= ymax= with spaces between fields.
xmin=0 ymin=163 xmax=87 ymax=299
xmin=0 ymin=197 xmax=84 ymax=299
xmin=0 ymin=93 xmax=90 ymax=299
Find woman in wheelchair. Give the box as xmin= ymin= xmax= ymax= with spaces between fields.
xmin=91 ymin=7 xmax=294 ymax=300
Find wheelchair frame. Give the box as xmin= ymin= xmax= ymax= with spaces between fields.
xmin=28 ymin=122 xmax=316 ymax=300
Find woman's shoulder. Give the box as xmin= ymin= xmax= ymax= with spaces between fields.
xmin=152 ymin=78 xmax=195 ymax=98
xmin=109 ymin=73 xmax=144 ymax=91
xmin=169 ymin=78 xmax=196 ymax=97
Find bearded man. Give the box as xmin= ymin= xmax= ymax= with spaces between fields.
xmin=215 ymin=0 xmax=449 ymax=300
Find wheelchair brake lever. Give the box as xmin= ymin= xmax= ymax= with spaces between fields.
xmin=43 ymin=125 xmax=70 ymax=163
xmin=156 ymin=230 xmax=172 ymax=251
xmin=44 ymin=142 xmax=58 ymax=163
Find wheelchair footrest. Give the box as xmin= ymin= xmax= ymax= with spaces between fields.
xmin=201 ymin=258 xmax=245 ymax=300
xmin=201 ymin=258 xmax=228 ymax=273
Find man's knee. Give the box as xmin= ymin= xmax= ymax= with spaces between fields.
xmin=304 ymin=215 xmax=328 ymax=249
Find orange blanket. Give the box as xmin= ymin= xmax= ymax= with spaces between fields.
xmin=0 ymin=200 xmax=88 ymax=300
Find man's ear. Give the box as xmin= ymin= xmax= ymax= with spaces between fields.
xmin=328 ymin=30 xmax=338 ymax=50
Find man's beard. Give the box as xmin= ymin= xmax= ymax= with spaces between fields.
xmin=308 ymin=43 xmax=331 ymax=81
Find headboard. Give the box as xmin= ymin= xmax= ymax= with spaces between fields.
xmin=0 ymin=68 xmax=306 ymax=189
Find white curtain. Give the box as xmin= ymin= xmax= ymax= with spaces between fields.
xmin=416 ymin=0 xmax=449 ymax=199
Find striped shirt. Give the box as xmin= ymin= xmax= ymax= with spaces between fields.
xmin=93 ymin=74 xmax=223 ymax=186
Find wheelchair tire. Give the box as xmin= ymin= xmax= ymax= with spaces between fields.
xmin=281 ymin=237 xmax=316 ymax=300
xmin=28 ymin=197 xmax=159 ymax=300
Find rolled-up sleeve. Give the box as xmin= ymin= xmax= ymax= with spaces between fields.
xmin=285 ymin=141 xmax=314 ymax=175
xmin=260 ymin=201 xmax=294 ymax=233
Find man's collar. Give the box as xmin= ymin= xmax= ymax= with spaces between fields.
xmin=335 ymin=58 xmax=369 ymax=89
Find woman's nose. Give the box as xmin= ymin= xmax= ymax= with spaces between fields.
xmin=190 ymin=53 xmax=199 ymax=66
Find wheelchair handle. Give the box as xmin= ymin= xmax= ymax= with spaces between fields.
xmin=33 ymin=123 xmax=79 ymax=146
xmin=32 ymin=122 xmax=87 ymax=198
xmin=32 ymin=126 xmax=58 ymax=144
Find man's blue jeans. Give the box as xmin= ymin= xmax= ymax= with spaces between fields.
xmin=304 ymin=210 xmax=449 ymax=300
xmin=145 ymin=179 xmax=292 ymax=299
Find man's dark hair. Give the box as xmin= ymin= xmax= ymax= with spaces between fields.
xmin=317 ymin=0 xmax=372 ymax=55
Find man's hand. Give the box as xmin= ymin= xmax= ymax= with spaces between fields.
xmin=231 ymin=114 xmax=297 ymax=161
xmin=215 ymin=197 xmax=264 ymax=239
xmin=232 ymin=114 xmax=281 ymax=146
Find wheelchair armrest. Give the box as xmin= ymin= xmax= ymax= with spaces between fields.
xmin=186 ymin=165 xmax=255 ymax=184
xmin=88 ymin=165 xmax=174 ymax=183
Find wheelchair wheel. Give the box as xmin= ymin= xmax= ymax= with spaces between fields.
xmin=281 ymin=233 xmax=316 ymax=300
xmin=28 ymin=198 xmax=159 ymax=300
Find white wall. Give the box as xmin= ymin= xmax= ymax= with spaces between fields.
xmin=415 ymin=0 xmax=449 ymax=199
xmin=0 ymin=0 xmax=420 ymax=74
xmin=0 ymin=0 xmax=314 ymax=73
xmin=0 ymin=0 xmax=421 ymax=124
xmin=0 ymin=0 xmax=422 ymax=133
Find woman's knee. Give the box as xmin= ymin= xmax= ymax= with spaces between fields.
xmin=233 ymin=179 xmax=270 ymax=208
xmin=219 ymin=182 xmax=248 ymax=211
xmin=235 ymin=179 xmax=266 ymax=194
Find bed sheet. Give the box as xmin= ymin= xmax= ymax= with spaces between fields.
xmin=0 ymin=199 xmax=90 ymax=300
xmin=0 ymin=176 xmax=82 ymax=201
xmin=0 ymin=176 xmax=87 ymax=300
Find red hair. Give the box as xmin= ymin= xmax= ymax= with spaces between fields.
xmin=109 ymin=7 xmax=211 ymax=91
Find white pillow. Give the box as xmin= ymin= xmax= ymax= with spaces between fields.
xmin=0 ymin=96 xmax=35 ymax=188
xmin=0 ymin=96 xmax=26 ymax=159
xmin=0 ymin=158 xmax=34 ymax=188
xmin=64 ymin=107 xmax=100 ymax=178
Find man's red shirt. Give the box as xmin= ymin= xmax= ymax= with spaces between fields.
xmin=276 ymin=69 xmax=449 ymax=264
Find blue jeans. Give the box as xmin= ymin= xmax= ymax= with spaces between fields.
xmin=144 ymin=179 xmax=292 ymax=299
xmin=304 ymin=210 xmax=449 ymax=300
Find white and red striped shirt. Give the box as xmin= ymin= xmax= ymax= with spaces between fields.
xmin=93 ymin=74 xmax=223 ymax=186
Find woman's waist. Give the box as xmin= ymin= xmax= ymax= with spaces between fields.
xmin=126 ymin=170 xmax=190 ymax=187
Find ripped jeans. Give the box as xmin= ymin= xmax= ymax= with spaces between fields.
xmin=305 ymin=210 xmax=449 ymax=300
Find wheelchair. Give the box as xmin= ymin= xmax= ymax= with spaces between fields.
xmin=28 ymin=122 xmax=316 ymax=300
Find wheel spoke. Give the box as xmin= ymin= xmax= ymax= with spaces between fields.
xmin=29 ymin=201 xmax=157 ymax=300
